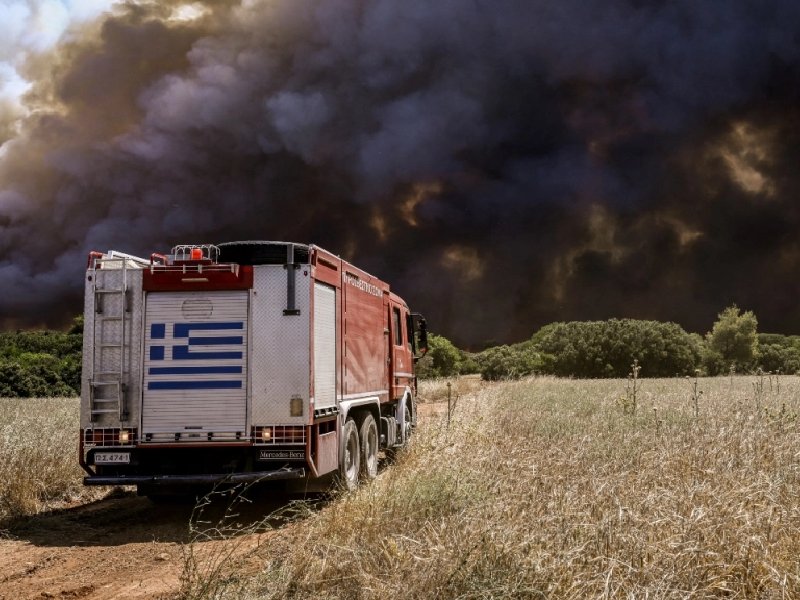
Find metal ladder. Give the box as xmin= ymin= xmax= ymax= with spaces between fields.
xmin=89 ymin=258 xmax=130 ymax=422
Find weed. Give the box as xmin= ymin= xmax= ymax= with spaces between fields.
xmin=753 ymin=367 xmax=766 ymax=412
xmin=620 ymin=359 xmax=642 ymax=415
xmin=687 ymin=368 xmax=703 ymax=418
xmin=177 ymin=484 xmax=317 ymax=600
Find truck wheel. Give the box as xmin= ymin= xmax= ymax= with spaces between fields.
xmin=359 ymin=414 xmax=379 ymax=480
xmin=400 ymin=401 xmax=413 ymax=444
xmin=403 ymin=398 xmax=416 ymax=446
xmin=339 ymin=418 xmax=360 ymax=490
xmin=385 ymin=401 xmax=413 ymax=462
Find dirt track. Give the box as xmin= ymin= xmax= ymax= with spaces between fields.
xmin=0 ymin=402 xmax=447 ymax=600
xmin=0 ymin=489 xmax=306 ymax=600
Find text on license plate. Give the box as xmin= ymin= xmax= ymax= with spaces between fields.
xmin=94 ymin=452 xmax=130 ymax=464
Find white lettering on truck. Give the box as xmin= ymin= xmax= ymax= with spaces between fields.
xmin=345 ymin=272 xmax=382 ymax=297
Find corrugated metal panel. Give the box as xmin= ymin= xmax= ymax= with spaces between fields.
xmin=142 ymin=291 xmax=248 ymax=437
xmin=314 ymin=282 xmax=336 ymax=410
xmin=250 ymin=267 xmax=310 ymax=424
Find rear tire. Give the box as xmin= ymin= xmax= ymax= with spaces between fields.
xmin=359 ymin=414 xmax=379 ymax=480
xmin=385 ymin=401 xmax=413 ymax=462
xmin=338 ymin=418 xmax=360 ymax=491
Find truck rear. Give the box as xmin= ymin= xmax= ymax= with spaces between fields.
xmin=79 ymin=241 xmax=427 ymax=495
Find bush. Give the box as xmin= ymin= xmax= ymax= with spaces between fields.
xmin=705 ymin=306 xmax=758 ymax=374
xmin=60 ymin=353 xmax=83 ymax=392
xmin=758 ymin=344 xmax=800 ymax=374
xmin=530 ymin=319 xmax=701 ymax=378
xmin=415 ymin=334 xmax=464 ymax=378
xmin=459 ymin=352 xmax=480 ymax=375
xmin=0 ymin=324 xmax=82 ymax=397
xmin=0 ymin=356 xmax=75 ymax=398
xmin=0 ymin=330 xmax=81 ymax=360
xmin=700 ymin=346 xmax=728 ymax=376
xmin=476 ymin=342 xmax=544 ymax=380
xmin=0 ymin=361 xmax=28 ymax=397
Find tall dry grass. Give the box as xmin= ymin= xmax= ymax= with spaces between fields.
xmin=0 ymin=397 xmax=89 ymax=520
xmin=186 ymin=375 xmax=800 ymax=599
xmin=417 ymin=374 xmax=486 ymax=404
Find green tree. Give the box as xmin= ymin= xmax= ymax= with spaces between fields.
xmin=476 ymin=343 xmax=543 ymax=381
xmin=530 ymin=319 xmax=701 ymax=378
xmin=705 ymin=306 xmax=758 ymax=374
xmin=459 ymin=352 xmax=480 ymax=375
xmin=68 ymin=314 xmax=84 ymax=335
xmin=0 ymin=318 xmax=83 ymax=396
xmin=60 ymin=353 xmax=83 ymax=392
xmin=756 ymin=333 xmax=800 ymax=374
xmin=0 ymin=360 xmax=28 ymax=397
xmin=415 ymin=333 xmax=463 ymax=378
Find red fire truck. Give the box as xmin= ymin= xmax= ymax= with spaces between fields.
xmin=79 ymin=241 xmax=427 ymax=496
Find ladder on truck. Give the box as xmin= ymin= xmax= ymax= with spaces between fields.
xmin=89 ymin=254 xmax=135 ymax=422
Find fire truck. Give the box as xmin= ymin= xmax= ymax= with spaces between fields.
xmin=79 ymin=241 xmax=428 ymax=496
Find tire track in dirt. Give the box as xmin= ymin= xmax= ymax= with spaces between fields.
xmin=0 ymin=489 xmax=315 ymax=600
xmin=0 ymin=402 xmax=450 ymax=600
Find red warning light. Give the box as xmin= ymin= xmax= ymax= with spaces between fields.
xmin=191 ymin=248 xmax=203 ymax=260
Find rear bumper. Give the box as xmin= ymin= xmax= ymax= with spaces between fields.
xmin=84 ymin=467 xmax=306 ymax=486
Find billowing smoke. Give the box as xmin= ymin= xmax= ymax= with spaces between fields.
xmin=1 ymin=0 xmax=800 ymax=347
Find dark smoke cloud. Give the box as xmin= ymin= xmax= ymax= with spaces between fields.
xmin=2 ymin=0 xmax=800 ymax=347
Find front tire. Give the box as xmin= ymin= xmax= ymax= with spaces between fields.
xmin=339 ymin=418 xmax=360 ymax=490
xmin=359 ymin=414 xmax=379 ymax=480
xmin=385 ymin=400 xmax=414 ymax=462
xmin=400 ymin=401 xmax=413 ymax=445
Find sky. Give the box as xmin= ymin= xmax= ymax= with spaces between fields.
xmin=1 ymin=0 xmax=800 ymax=348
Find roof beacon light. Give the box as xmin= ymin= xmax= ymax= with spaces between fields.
xmin=191 ymin=248 xmax=203 ymax=260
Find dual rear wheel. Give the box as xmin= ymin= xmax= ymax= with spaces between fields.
xmin=338 ymin=413 xmax=379 ymax=490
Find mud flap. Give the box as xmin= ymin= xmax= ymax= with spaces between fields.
xmin=313 ymin=430 xmax=338 ymax=476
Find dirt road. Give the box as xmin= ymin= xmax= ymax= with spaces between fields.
xmin=0 ymin=488 xmax=308 ymax=600
xmin=0 ymin=401 xmax=449 ymax=600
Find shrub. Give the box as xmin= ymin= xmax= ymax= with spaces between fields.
xmin=415 ymin=333 xmax=463 ymax=378
xmin=531 ymin=319 xmax=701 ymax=378
xmin=705 ymin=305 xmax=758 ymax=373
xmin=758 ymin=344 xmax=800 ymax=374
xmin=0 ymin=356 xmax=75 ymax=398
xmin=0 ymin=323 xmax=82 ymax=397
xmin=476 ymin=342 xmax=543 ymax=380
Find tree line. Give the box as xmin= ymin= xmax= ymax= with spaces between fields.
xmin=0 ymin=317 xmax=83 ymax=397
xmin=0 ymin=307 xmax=795 ymax=396
xmin=417 ymin=306 xmax=800 ymax=380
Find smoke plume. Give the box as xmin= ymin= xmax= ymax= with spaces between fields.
xmin=1 ymin=0 xmax=800 ymax=347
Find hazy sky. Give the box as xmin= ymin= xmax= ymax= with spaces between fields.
xmin=1 ymin=0 xmax=800 ymax=347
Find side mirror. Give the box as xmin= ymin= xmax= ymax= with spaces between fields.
xmin=412 ymin=314 xmax=428 ymax=359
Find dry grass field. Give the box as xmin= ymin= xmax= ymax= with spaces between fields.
xmin=3 ymin=375 xmax=800 ymax=599
xmin=0 ymin=397 xmax=101 ymax=520
xmin=181 ymin=375 xmax=800 ymax=599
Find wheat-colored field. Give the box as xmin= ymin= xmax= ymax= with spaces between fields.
xmin=4 ymin=375 xmax=800 ymax=598
xmin=0 ymin=397 xmax=96 ymax=520
xmin=183 ymin=374 xmax=800 ymax=599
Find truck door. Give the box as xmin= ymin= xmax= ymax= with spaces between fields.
xmin=390 ymin=305 xmax=413 ymax=399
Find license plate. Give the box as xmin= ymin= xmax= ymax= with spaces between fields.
xmin=259 ymin=450 xmax=305 ymax=461
xmin=94 ymin=452 xmax=131 ymax=464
